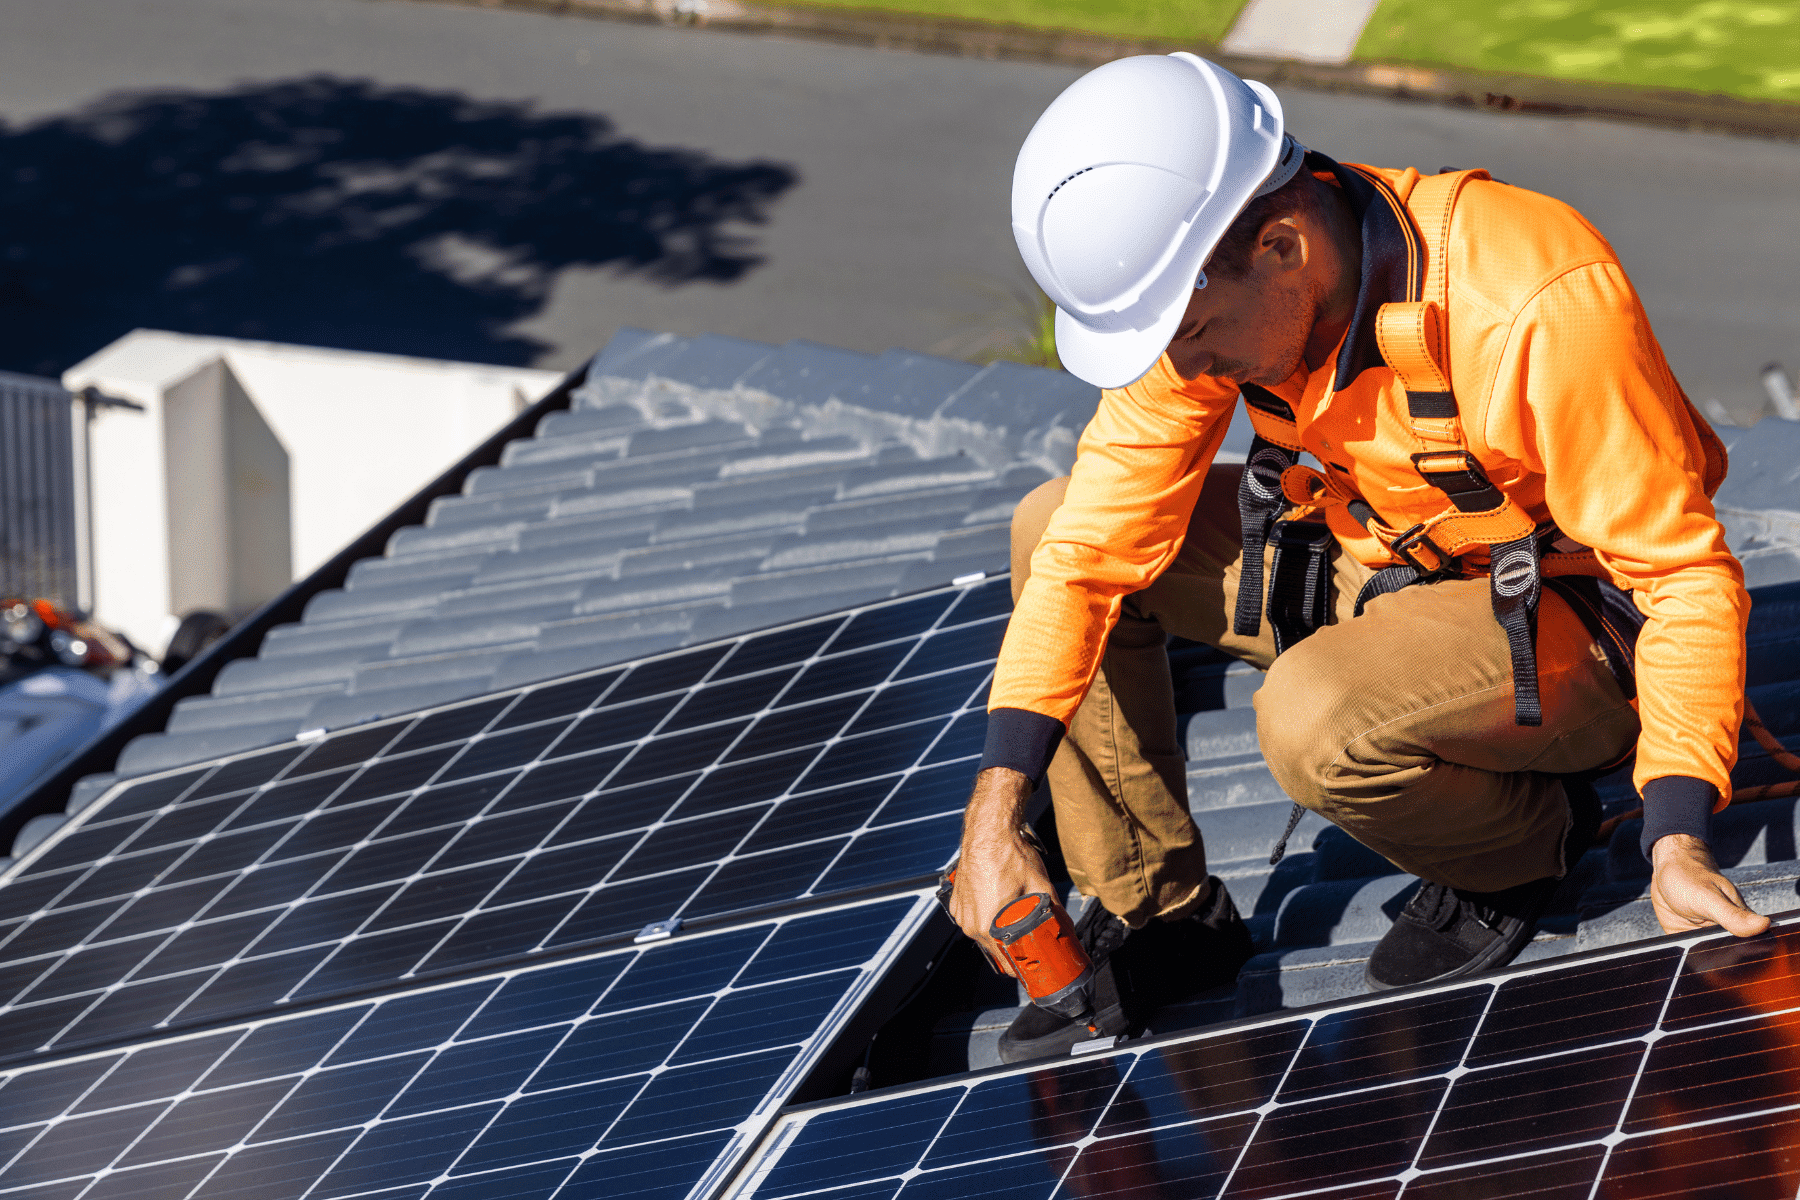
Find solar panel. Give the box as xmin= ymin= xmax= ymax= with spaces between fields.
xmin=0 ymin=889 xmax=936 ymax=1200
xmin=0 ymin=579 xmax=1008 ymax=1060
xmin=726 ymin=916 xmax=1800 ymax=1200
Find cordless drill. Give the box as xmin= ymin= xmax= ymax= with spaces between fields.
xmin=938 ymin=867 xmax=1099 ymax=1030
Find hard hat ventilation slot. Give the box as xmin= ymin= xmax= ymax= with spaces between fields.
xmin=1045 ymin=166 xmax=1096 ymax=202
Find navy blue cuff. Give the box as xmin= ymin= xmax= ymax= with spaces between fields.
xmin=979 ymin=708 xmax=1065 ymax=783
xmin=1639 ymin=776 xmax=1718 ymax=861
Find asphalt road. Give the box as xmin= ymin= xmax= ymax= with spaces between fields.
xmin=0 ymin=0 xmax=1794 ymax=419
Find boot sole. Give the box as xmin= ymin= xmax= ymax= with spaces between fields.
xmin=996 ymin=1001 xmax=1130 ymax=1064
xmin=1363 ymin=914 xmax=1537 ymax=992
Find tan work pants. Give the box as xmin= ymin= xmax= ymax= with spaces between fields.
xmin=1012 ymin=466 xmax=1639 ymax=928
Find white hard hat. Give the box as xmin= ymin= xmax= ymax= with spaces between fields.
xmin=1011 ymin=53 xmax=1306 ymax=389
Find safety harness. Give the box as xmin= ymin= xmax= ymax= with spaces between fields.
xmin=1236 ymin=167 xmax=1555 ymax=716
xmin=1233 ymin=169 xmax=1627 ymax=864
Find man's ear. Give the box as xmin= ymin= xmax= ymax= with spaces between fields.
xmin=1253 ymin=216 xmax=1307 ymax=275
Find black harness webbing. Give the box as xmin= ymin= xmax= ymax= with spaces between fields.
xmin=1267 ymin=519 xmax=1334 ymax=655
xmin=1233 ymin=387 xmax=1304 ymax=639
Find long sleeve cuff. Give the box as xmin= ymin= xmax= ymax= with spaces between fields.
xmin=979 ymin=708 xmax=1065 ymax=783
xmin=1639 ymin=775 xmax=1718 ymax=861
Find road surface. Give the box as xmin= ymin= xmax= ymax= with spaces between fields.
xmin=0 ymin=0 xmax=1792 ymax=419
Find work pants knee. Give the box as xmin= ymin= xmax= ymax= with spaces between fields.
xmin=1253 ymin=575 xmax=1641 ymax=892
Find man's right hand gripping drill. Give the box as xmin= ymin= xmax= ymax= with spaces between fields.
xmin=948 ymin=767 xmax=1054 ymax=964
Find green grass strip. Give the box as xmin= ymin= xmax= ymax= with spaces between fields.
xmin=754 ymin=0 xmax=1249 ymax=46
xmin=1356 ymin=0 xmax=1800 ymax=104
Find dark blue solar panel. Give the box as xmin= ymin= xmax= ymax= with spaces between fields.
xmin=0 ymin=892 xmax=930 ymax=1200
xmin=0 ymin=581 xmax=1004 ymax=1058
xmin=733 ymin=919 xmax=1800 ymax=1200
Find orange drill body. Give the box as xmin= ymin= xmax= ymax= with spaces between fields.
xmin=938 ymin=868 xmax=1096 ymax=1022
xmin=989 ymin=893 xmax=1095 ymax=1020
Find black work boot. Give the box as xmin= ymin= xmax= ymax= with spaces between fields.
xmin=997 ymin=876 xmax=1254 ymax=1064
xmin=1364 ymin=775 xmax=1603 ymax=992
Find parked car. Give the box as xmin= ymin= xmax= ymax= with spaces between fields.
xmin=0 ymin=599 xmax=163 ymax=806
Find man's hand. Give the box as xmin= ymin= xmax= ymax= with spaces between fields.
xmin=1649 ymin=834 xmax=1770 ymax=938
xmin=949 ymin=767 xmax=1056 ymax=968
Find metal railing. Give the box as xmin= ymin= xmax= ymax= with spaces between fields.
xmin=0 ymin=371 xmax=78 ymax=606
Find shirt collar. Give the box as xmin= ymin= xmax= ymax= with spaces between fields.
xmin=1309 ymin=153 xmax=1421 ymax=393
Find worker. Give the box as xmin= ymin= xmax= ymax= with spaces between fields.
xmin=947 ymin=53 xmax=1767 ymax=1064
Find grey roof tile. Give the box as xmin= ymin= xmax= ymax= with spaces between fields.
xmin=618 ymin=537 xmax=777 ymax=578
xmin=624 ymin=419 xmax=756 ymax=458
xmin=760 ymin=533 xmax=938 ymax=573
xmin=496 ymin=431 xmax=629 ymax=470
xmin=463 ymin=537 xmax=636 ymax=588
xmin=710 ymin=436 xmax=871 ymax=481
xmin=462 ymin=458 xmax=600 ymax=498
xmin=897 ymin=557 xmax=1000 ymax=594
xmin=345 ymin=549 xmax=491 ymax=588
xmin=927 ymin=523 xmax=1010 ymax=562
xmin=589 ymin=328 xmax=694 ymax=381
xmin=575 ymin=572 xmax=738 ymax=616
xmin=585 ymin=327 xmax=675 ymax=376
xmin=491 ymin=635 xmax=686 ymax=692
xmin=937 ymin=358 xmax=1099 ymax=432
xmin=516 ymin=511 xmax=665 ymax=552
xmin=299 ymin=583 xmax=448 ymax=626
xmin=730 ymin=557 xmax=922 ymax=608
xmin=210 ymin=646 xmax=376 ymax=696
xmin=543 ymin=487 xmax=693 ymax=521
xmin=165 ymin=685 xmax=344 ymax=734
xmin=802 ymin=486 xmax=987 ymax=538
xmin=114 ymin=722 xmax=298 ymax=777
xmin=837 ymin=453 xmax=994 ymax=499
xmin=432 ymin=577 xmax=589 ymax=617
xmin=738 ymin=340 xmax=879 ymax=407
xmin=304 ymin=680 xmax=495 ymax=732
xmin=647 ymin=506 xmax=808 ymax=545
xmin=348 ymin=648 xmax=510 ymax=696
xmin=645 ymin=332 xmax=777 ymax=390
xmin=533 ymin=605 xmax=700 ymax=652
xmin=840 ymin=350 xmax=985 ymax=421
xmin=384 ymin=520 xmax=524 ymax=559
xmin=259 ymin=617 xmax=413 ymax=658
xmin=386 ymin=605 xmax=573 ymax=658
xmin=534 ymin=404 xmax=645 ymax=439
xmin=425 ymin=490 xmax=564 ymax=527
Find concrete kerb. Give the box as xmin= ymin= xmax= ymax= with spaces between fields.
xmin=409 ymin=0 xmax=1800 ymax=142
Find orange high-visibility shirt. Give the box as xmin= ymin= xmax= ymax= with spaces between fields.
xmin=984 ymin=160 xmax=1747 ymax=821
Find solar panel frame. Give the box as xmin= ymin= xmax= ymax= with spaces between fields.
xmin=0 ymin=581 xmax=1008 ymax=1061
xmin=723 ymin=914 xmax=1800 ymax=1200
xmin=0 ymin=888 xmax=942 ymax=1200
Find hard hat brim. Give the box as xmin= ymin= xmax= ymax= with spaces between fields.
xmin=1054 ymin=290 xmax=1190 ymax=390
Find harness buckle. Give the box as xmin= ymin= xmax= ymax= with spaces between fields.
xmin=1389 ymin=523 xmax=1453 ymax=577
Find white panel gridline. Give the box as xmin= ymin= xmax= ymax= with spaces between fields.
xmin=0 ymin=889 xmax=937 ymax=1200
xmin=725 ymin=914 xmax=1800 ymax=1200
xmin=0 ymin=580 xmax=1008 ymax=1060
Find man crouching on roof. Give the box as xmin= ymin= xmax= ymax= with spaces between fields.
xmin=947 ymin=54 xmax=1767 ymax=1064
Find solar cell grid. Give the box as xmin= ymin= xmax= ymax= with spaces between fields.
xmin=0 ymin=581 xmax=1007 ymax=1059
xmin=0 ymin=891 xmax=933 ymax=1200
xmin=729 ymin=917 xmax=1800 ymax=1200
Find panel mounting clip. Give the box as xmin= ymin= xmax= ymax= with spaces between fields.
xmin=634 ymin=917 xmax=683 ymax=944
xmin=1071 ymin=1032 xmax=1124 ymax=1056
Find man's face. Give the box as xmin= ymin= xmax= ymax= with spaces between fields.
xmin=1162 ymin=264 xmax=1316 ymax=387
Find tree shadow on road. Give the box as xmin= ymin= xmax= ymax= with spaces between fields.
xmin=0 ymin=76 xmax=800 ymax=376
